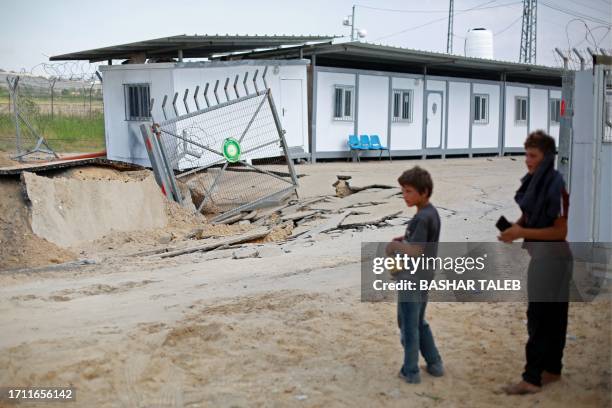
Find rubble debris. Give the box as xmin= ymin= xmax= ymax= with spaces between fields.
xmin=257 ymin=221 xmax=294 ymax=243
xmin=214 ymin=213 xmax=245 ymax=225
xmin=255 ymin=244 xmax=284 ymax=258
xmin=339 ymin=209 xmax=402 ymax=229
xmin=1 ymin=162 xmax=411 ymax=269
xmin=184 ymin=228 xmax=205 ymax=240
xmin=242 ymin=210 xmax=258 ymax=221
xmin=158 ymin=233 xmax=174 ymax=245
xmin=280 ymin=210 xmax=318 ymax=222
xmin=333 ymin=179 xmax=353 ymax=198
xmin=295 ymin=211 xmax=353 ymax=239
xmin=279 ymin=196 xmax=329 ymax=216
xmin=159 ymin=227 xmax=270 ymax=258
xmin=332 ymin=175 xmax=395 ymax=198
xmin=350 ymin=184 xmax=395 ymax=192
xmin=232 ymin=247 xmax=259 ymax=259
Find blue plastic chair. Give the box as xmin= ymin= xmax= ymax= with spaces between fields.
xmin=369 ymin=134 xmax=392 ymax=161
xmin=348 ymin=134 xmax=361 ymax=149
xmin=347 ymin=134 xmax=363 ymax=162
xmin=359 ymin=134 xmax=371 ymax=150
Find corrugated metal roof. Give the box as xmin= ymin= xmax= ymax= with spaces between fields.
xmin=49 ymin=34 xmax=339 ymax=62
xmin=219 ymin=41 xmax=564 ymax=86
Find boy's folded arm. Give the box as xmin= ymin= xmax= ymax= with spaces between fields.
xmin=520 ymin=217 xmax=567 ymax=241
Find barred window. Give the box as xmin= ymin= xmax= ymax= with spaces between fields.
xmin=124 ymin=84 xmax=151 ymax=121
xmin=333 ymin=85 xmax=354 ymax=121
xmin=550 ymin=98 xmax=561 ymax=124
xmin=473 ymin=94 xmax=489 ymax=124
xmin=515 ymin=96 xmax=528 ymax=123
xmin=392 ymin=89 xmax=413 ymax=122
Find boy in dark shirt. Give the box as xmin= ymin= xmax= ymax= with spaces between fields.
xmin=386 ymin=166 xmax=444 ymax=384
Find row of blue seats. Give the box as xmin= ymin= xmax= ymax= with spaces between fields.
xmin=347 ymin=134 xmax=392 ymax=161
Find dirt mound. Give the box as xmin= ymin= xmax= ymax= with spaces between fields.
xmin=23 ymin=171 xmax=167 ymax=247
xmin=0 ymin=178 xmax=75 ymax=270
xmin=58 ymin=166 xmax=151 ymax=182
xmin=165 ymin=199 xmax=207 ymax=230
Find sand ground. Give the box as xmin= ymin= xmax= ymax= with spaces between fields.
xmin=0 ymin=157 xmax=610 ymax=407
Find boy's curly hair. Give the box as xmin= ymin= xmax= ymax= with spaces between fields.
xmin=398 ymin=166 xmax=433 ymax=198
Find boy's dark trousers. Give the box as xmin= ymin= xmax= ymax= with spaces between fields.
xmin=523 ymin=301 xmax=569 ymax=386
xmin=522 ymin=257 xmax=572 ymax=386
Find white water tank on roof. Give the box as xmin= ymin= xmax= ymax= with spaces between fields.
xmin=465 ymin=28 xmax=494 ymax=59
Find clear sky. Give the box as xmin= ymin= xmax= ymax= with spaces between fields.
xmin=0 ymin=0 xmax=610 ymax=75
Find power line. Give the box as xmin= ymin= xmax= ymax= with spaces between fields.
xmin=356 ymin=4 xmax=451 ymax=13
xmin=540 ymin=1 xmax=612 ymax=26
xmin=373 ymin=0 xmax=522 ymax=41
xmin=571 ymin=0 xmax=612 ymax=16
xmin=495 ymin=15 xmax=523 ymax=35
xmin=358 ymin=1 xmax=521 ymax=14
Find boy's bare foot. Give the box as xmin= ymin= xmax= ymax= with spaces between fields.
xmin=502 ymin=380 xmax=541 ymax=395
xmin=541 ymin=371 xmax=561 ymax=385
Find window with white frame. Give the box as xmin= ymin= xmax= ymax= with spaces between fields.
xmin=392 ymin=89 xmax=413 ymax=122
xmin=124 ymin=83 xmax=151 ymax=121
xmin=473 ymin=94 xmax=489 ymax=124
xmin=550 ymin=98 xmax=561 ymax=124
xmin=515 ymin=96 xmax=528 ymax=123
xmin=333 ymin=85 xmax=354 ymax=121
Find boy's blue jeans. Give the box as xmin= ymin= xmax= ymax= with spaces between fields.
xmin=397 ymin=288 xmax=442 ymax=376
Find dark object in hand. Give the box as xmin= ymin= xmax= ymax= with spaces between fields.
xmin=496 ymin=216 xmax=512 ymax=232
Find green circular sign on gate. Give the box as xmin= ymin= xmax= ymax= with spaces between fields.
xmin=222 ymin=138 xmax=241 ymax=163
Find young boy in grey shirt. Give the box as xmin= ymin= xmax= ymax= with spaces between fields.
xmin=386 ymin=166 xmax=444 ymax=384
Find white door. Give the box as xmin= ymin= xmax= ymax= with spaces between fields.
xmin=426 ymin=92 xmax=443 ymax=149
xmin=280 ymin=79 xmax=304 ymax=148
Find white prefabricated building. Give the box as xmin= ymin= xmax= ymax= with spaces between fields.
xmin=51 ymin=36 xmax=565 ymax=165
xmin=231 ymin=42 xmax=564 ymax=161
xmin=310 ymin=67 xmax=561 ymax=159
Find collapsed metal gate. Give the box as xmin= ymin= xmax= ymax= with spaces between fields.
xmin=140 ymin=78 xmax=298 ymax=222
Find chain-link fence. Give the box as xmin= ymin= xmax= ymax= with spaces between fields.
xmin=0 ymin=64 xmax=104 ymax=160
xmin=142 ymin=85 xmax=298 ymax=220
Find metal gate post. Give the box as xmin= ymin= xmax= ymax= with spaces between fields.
xmin=152 ymin=124 xmax=183 ymax=205
xmin=139 ymin=123 xmax=173 ymax=200
xmin=266 ymin=89 xmax=299 ymax=190
xmin=7 ymin=77 xmax=22 ymax=157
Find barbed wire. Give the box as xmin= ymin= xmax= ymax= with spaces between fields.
xmin=3 ymin=61 xmax=101 ymax=86
xmin=553 ymin=47 xmax=611 ymax=70
xmin=24 ymin=61 xmax=103 ymax=82
xmin=1 ymin=61 xmax=103 ymax=93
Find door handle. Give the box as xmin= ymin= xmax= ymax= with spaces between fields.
xmin=282 ymin=108 xmax=286 ymax=116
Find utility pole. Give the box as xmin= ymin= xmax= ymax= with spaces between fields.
xmin=344 ymin=6 xmax=366 ymax=42
xmin=447 ymin=0 xmax=454 ymax=54
xmin=519 ymin=0 xmax=537 ymax=64
xmin=350 ymin=5 xmax=356 ymax=41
